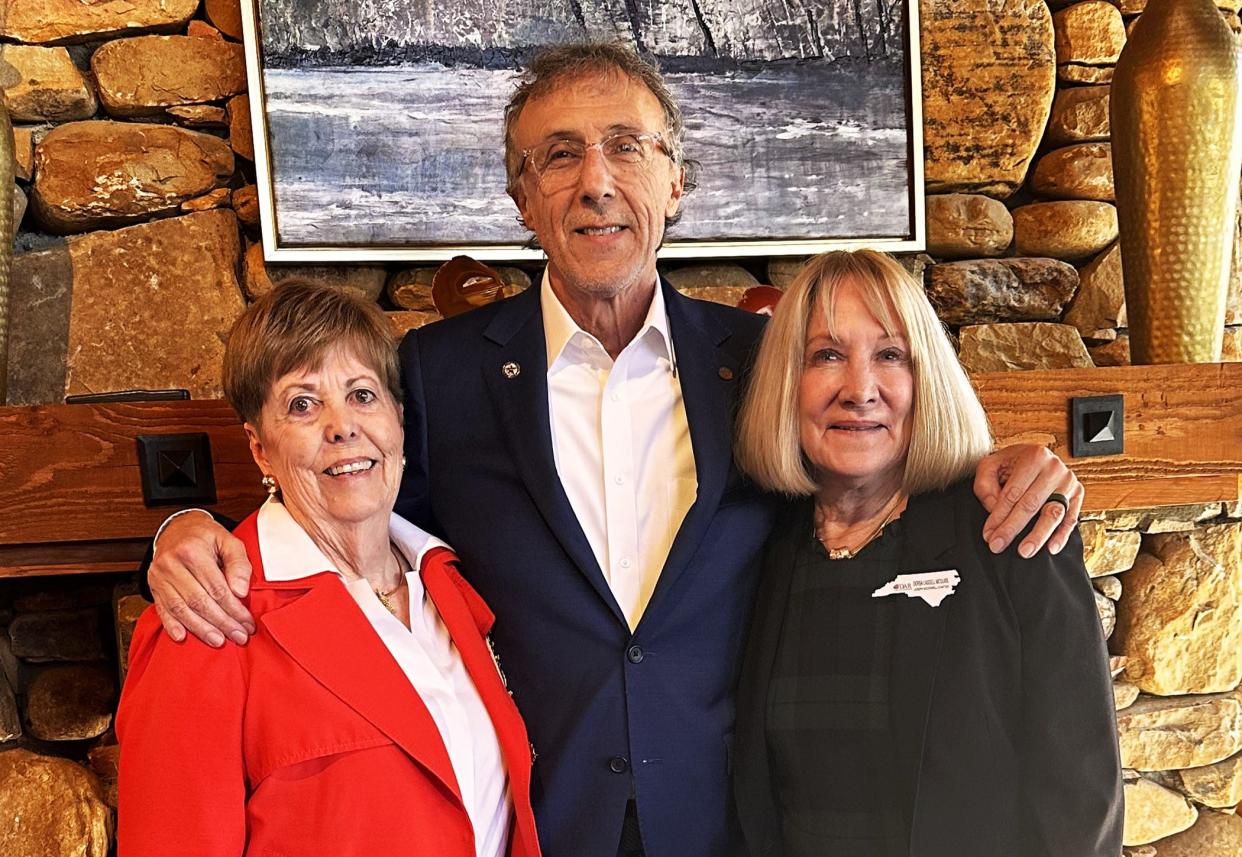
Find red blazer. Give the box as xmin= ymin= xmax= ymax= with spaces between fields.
xmin=117 ymin=512 xmax=541 ymax=857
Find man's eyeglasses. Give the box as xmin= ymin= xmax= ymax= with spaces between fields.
xmin=519 ymin=132 xmax=672 ymax=189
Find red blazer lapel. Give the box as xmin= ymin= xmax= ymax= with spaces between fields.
xmin=256 ymin=570 xmax=465 ymax=809
xmin=420 ymin=549 xmax=540 ymax=857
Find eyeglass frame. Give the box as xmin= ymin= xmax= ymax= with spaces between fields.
xmin=516 ymin=131 xmax=676 ymax=186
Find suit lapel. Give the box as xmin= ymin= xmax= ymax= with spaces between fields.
xmin=480 ymin=288 xmax=627 ymax=625
xmin=641 ymin=284 xmax=740 ymax=622
xmin=258 ymin=574 xmax=464 ymax=806
xmin=888 ymin=489 xmax=957 ymax=847
xmin=734 ymin=502 xmax=806 ymax=855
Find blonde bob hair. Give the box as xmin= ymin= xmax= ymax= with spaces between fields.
xmin=735 ymin=249 xmax=993 ymax=497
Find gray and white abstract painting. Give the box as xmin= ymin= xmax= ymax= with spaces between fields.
xmin=251 ymin=0 xmax=915 ymax=255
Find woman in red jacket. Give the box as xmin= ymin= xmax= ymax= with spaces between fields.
xmin=117 ymin=282 xmax=540 ymax=857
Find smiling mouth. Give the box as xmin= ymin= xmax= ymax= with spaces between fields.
xmin=577 ymin=225 xmax=625 ymax=236
xmin=324 ymin=459 xmax=376 ymax=476
xmin=831 ymin=424 xmax=885 ymax=432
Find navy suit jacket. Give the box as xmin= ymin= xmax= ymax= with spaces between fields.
xmin=396 ymin=280 xmax=779 ymax=857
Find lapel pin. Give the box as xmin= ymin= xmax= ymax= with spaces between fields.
xmin=872 ymin=569 xmax=960 ymax=608
xmin=502 ymin=361 xmax=521 ymax=379
xmin=718 ymin=366 xmax=734 ymax=381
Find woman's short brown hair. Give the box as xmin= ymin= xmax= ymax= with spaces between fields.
xmin=222 ymin=280 xmax=400 ymax=425
xmin=734 ymin=249 xmax=994 ymax=497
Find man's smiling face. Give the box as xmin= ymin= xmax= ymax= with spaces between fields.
xmin=509 ymin=69 xmax=685 ymax=302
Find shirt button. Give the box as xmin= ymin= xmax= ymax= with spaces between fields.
xmin=614 ymin=475 xmax=624 ymax=485
xmin=609 ymin=755 xmax=630 ymax=774
xmin=619 ymin=557 xmax=632 ymax=569
xmin=610 ymin=392 xmax=621 ymax=402
xmin=627 ymin=645 xmax=644 ymax=664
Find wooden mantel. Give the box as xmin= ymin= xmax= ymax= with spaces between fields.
xmin=0 ymin=362 xmax=1240 ymax=578
xmin=0 ymin=400 xmax=263 ymax=579
xmin=971 ymin=361 xmax=1242 ymax=511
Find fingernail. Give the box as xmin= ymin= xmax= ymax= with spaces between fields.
xmin=1051 ymin=541 xmax=1064 ymax=555
xmin=1019 ymin=543 xmax=1035 ymax=559
xmin=989 ymin=537 xmax=1004 ymax=554
xmin=207 ymin=632 xmax=225 ymax=648
xmin=170 ymin=629 xmax=186 ymax=643
xmin=244 ymin=622 xmax=257 ymax=635
xmin=228 ymin=630 xmax=249 ymax=646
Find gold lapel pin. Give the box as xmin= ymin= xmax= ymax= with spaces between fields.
xmin=502 ymin=361 xmax=521 ymax=379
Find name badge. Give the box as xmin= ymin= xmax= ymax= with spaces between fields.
xmin=872 ymin=569 xmax=960 ymax=607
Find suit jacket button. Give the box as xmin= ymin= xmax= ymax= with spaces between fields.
xmin=627 ymin=645 xmax=644 ymax=664
xmin=609 ymin=755 xmax=629 ymax=774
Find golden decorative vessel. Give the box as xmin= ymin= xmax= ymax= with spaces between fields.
xmin=1110 ymin=0 xmax=1242 ymax=364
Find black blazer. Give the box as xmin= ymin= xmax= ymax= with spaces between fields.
xmin=734 ymin=479 xmax=1123 ymax=857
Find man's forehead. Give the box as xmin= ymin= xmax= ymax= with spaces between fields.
xmin=516 ymin=69 xmax=666 ymax=137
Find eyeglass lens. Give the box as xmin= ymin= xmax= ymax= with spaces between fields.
xmin=529 ymin=134 xmax=660 ymax=187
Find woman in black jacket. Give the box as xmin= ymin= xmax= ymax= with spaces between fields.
xmin=731 ymin=249 xmax=1122 ymax=857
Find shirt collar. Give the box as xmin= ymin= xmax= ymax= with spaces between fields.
xmin=540 ymin=270 xmax=676 ymax=372
xmin=256 ymin=499 xmax=451 ymax=583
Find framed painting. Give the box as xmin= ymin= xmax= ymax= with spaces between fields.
xmin=241 ymin=0 xmax=924 ymax=262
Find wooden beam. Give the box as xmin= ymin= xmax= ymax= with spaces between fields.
xmin=0 ymin=401 xmax=263 ymax=554
xmin=0 ymin=539 xmax=149 ymax=579
xmin=972 ymin=362 xmax=1242 ymax=511
xmin=1 ymin=361 xmax=1239 ymax=576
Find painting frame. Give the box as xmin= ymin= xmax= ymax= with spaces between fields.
xmin=241 ymin=0 xmax=926 ymax=263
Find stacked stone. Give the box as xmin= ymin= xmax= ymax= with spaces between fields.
xmin=919 ymin=0 xmax=1242 ymax=372
xmin=1085 ymin=501 xmax=1242 ymax=855
xmin=1 ymin=0 xmax=257 ymax=405
xmin=0 ymin=577 xmax=133 ymax=857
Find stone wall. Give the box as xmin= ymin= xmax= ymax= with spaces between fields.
xmin=0 ymin=576 xmax=138 ymax=857
xmin=1088 ymin=503 xmax=1242 ymax=853
xmin=1 ymin=0 xmax=1241 ymax=855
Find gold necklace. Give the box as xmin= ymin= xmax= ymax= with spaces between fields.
xmin=374 ymin=583 xmax=402 ymax=614
xmin=814 ymin=493 xmax=906 ymax=560
xmin=373 ymin=543 xmax=408 ymax=616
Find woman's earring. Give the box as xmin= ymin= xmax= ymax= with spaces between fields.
xmin=401 ymin=455 xmax=407 ymax=469
xmin=262 ymin=474 xmax=279 ymax=496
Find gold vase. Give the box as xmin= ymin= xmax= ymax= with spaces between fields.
xmin=1110 ymin=0 xmax=1242 ymax=364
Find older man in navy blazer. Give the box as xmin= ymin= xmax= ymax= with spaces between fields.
xmin=146 ymin=42 xmax=1084 ymax=857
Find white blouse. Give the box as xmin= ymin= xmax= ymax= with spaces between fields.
xmin=256 ymin=500 xmax=512 ymax=857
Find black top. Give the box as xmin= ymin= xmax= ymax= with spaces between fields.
xmin=765 ymin=508 xmax=908 ymax=857
xmin=734 ymin=480 xmax=1124 ymax=857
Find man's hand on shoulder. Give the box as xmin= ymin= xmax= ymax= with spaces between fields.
xmin=973 ymin=444 xmax=1083 ymax=559
xmin=149 ymin=512 xmax=256 ymax=647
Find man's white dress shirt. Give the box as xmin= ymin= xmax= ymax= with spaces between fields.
xmin=257 ymin=500 xmax=512 ymax=857
xmin=542 ymin=274 xmax=697 ymax=629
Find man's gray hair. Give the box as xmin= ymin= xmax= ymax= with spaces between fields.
xmin=503 ymin=41 xmax=697 ymax=227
